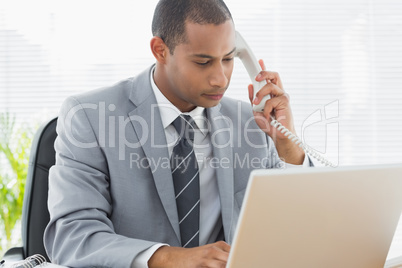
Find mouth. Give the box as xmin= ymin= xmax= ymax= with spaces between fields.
xmin=203 ymin=93 xmax=224 ymax=101
xmin=203 ymin=88 xmax=226 ymax=101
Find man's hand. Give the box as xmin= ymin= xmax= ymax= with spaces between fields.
xmin=148 ymin=241 xmax=230 ymax=268
xmin=248 ymin=59 xmax=305 ymax=165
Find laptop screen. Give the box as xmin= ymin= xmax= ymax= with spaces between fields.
xmin=227 ymin=164 xmax=402 ymax=268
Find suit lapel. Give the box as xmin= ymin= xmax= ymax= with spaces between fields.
xmin=207 ymin=105 xmax=235 ymax=244
xmin=127 ymin=66 xmax=181 ymax=243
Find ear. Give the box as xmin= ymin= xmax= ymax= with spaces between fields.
xmin=150 ymin=36 xmax=169 ymax=64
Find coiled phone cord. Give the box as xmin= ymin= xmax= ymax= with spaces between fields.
xmin=270 ymin=118 xmax=336 ymax=167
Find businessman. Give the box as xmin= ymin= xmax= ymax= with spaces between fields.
xmin=44 ymin=0 xmax=309 ymax=267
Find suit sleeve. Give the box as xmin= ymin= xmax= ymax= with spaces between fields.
xmin=44 ymin=97 xmax=157 ymax=267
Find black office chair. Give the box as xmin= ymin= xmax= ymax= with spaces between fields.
xmin=2 ymin=117 xmax=57 ymax=262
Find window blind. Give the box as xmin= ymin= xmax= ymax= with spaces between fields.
xmin=2 ymin=0 xmax=401 ymax=167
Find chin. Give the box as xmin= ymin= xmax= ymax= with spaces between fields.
xmin=200 ymin=101 xmax=221 ymax=109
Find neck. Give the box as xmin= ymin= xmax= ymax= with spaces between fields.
xmin=153 ymin=63 xmax=196 ymax=113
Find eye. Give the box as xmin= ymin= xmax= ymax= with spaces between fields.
xmin=195 ymin=61 xmax=210 ymax=66
xmin=223 ymin=58 xmax=234 ymax=62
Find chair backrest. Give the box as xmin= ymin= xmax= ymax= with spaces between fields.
xmin=21 ymin=117 xmax=57 ymax=261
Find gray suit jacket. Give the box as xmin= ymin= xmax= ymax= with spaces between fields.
xmin=44 ymin=65 xmax=283 ymax=267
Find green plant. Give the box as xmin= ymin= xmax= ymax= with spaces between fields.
xmin=0 ymin=113 xmax=34 ymax=255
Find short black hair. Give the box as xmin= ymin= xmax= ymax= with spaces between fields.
xmin=152 ymin=0 xmax=233 ymax=54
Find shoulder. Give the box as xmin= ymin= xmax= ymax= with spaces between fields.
xmin=61 ymin=65 xmax=154 ymax=108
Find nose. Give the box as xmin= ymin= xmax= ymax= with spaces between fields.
xmin=209 ymin=63 xmax=228 ymax=88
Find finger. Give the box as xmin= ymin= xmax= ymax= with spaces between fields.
xmin=214 ymin=241 xmax=231 ymax=253
xmin=258 ymin=59 xmax=266 ymax=71
xmin=253 ymin=111 xmax=273 ymax=132
xmin=210 ymin=248 xmax=230 ymax=263
xmin=262 ymin=94 xmax=290 ymax=117
xmin=256 ymin=70 xmax=283 ymax=89
xmin=253 ymin=83 xmax=284 ymax=105
xmin=198 ymin=243 xmax=230 ymax=265
xmin=202 ymin=259 xmax=227 ymax=268
xmin=248 ymin=84 xmax=254 ymax=103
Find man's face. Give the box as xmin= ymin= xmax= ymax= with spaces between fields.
xmin=161 ymin=20 xmax=236 ymax=112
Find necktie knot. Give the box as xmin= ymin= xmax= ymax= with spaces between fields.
xmin=172 ymin=115 xmax=196 ymax=142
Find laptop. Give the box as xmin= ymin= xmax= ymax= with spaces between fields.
xmin=226 ymin=164 xmax=402 ymax=268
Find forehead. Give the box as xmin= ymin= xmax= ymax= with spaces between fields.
xmin=179 ymin=20 xmax=236 ymax=56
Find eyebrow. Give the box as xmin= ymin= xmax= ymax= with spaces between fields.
xmin=192 ymin=47 xmax=236 ymax=59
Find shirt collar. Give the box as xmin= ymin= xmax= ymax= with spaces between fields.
xmin=150 ymin=66 xmax=207 ymax=136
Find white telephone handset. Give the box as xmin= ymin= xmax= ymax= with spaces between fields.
xmin=235 ymin=31 xmax=269 ymax=113
xmin=235 ymin=31 xmax=335 ymax=167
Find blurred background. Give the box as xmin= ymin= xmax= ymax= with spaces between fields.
xmin=1 ymin=0 xmax=401 ymax=259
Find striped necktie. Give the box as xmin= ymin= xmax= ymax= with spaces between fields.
xmin=170 ymin=114 xmax=200 ymax=248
